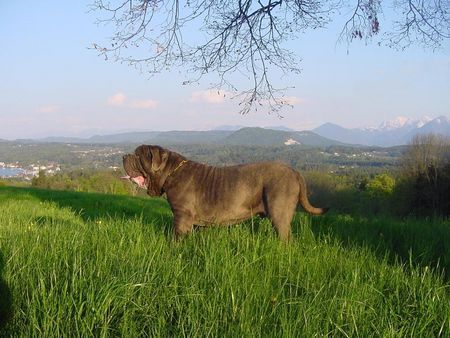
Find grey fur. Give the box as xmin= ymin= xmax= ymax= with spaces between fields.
xmin=123 ymin=145 xmax=328 ymax=240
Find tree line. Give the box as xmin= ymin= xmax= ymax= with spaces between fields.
xmin=17 ymin=133 xmax=449 ymax=218
xmin=306 ymin=134 xmax=450 ymax=217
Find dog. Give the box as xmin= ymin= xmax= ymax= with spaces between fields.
xmin=122 ymin=145 xmax=328 ymax=240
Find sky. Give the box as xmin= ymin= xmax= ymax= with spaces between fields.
xmin=1 ymin=1 xmax=449 ymax=139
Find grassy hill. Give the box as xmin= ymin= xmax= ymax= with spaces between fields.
xmin=223 ymin=127 xmax=346 ymax=147
xmin=0 ymin=186 xmax=449 ymax=336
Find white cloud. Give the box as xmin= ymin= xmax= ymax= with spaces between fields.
xmin=107 ymin=92 xmax=157 ymax=109
xmin=282 ymin=96 xmax=304 ymax=105
xmin=38 ymin=105 xmax=60 ymax=113
xmin=131 ymin=99 xmax=158 ymax=109
xmin=107 ymin=92 xmax=126 ymax=106
xmin=190 ymin=90 xmax=231 ymax=104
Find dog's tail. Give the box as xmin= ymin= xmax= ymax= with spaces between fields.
xmin=297 ymin=172 xmax=329 ymax=215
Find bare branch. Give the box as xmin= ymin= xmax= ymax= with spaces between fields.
xmin=388 ymin=0 xmax=450 ymax=50
xmin=91 ymin=1 xmax=450 ymax=116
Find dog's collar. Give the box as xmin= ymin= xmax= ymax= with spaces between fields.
xmin=166 ymin=160 xmax=188 ymax=179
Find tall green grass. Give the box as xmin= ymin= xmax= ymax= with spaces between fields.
xmin=0 ymin=186 xmax=449 ymax=336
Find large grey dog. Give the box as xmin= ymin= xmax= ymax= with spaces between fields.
xmin=122 ymin=145 xmax=328 ymax=240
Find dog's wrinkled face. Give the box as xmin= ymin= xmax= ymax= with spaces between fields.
xmin=122 ymin=145 xmax=170 ymax=196
xmin=122 ymin=154 xmax=147 ymax=189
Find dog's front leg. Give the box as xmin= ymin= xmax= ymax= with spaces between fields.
xmin=173 ymin=214 xmax=194 ymax=240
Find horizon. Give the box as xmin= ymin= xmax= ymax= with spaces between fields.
xmin=1 ymin=2 xmax=449 ymax=140
xmin=2 ymin=114 xmax=448 ymax=141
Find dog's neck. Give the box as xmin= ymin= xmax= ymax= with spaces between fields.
xmin=155 ymin=153 xmax=189 ymax=194
xmin=166 ymin=160 xmax=188 ymax=179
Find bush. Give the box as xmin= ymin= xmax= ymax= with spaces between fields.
xmin=411 ymin=163 xmax=450 ymax=217
xmin=391 ymin=177 xmax=415 ymax=217
xmin=362 ymin=174 xmax=395 ymax=215
xmin=305 ymin=172 xmax=399 ymax=216
xmin=304 ymin=172 xmax=361 ymax=214
xmin=366 ymin=174 xmax=395 ymax=197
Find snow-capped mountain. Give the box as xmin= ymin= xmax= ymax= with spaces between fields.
xmin=413 ymin=116 xmax=450 ymax=136
xmin=376 ymin=116 xmax=432 ymax=131
xmin=314 ymin=116 xmax=449 ymax=147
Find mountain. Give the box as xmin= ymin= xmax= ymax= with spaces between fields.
xmin=375 ymin=116 xmax=431 ymax=131
xmin=17 ymin=127 xmax=344 ymax=147
xmin=24 ymin=132 xmax=161 ymax=144
xmin=224 ymin=128 xmax=290 ymax=146
xmin=314 ymin=116 xmax=449 ymax=147
xmin=313 ymin=123 xmax=364 ymax=144
xmin=412 ymin=116 xmax=450 ymax=136
xmin=290 ymin=131 xmax=344 ymax=147
xmin=313 ymin=121 xmax=407 ymax=146
xmin=223 ymin=127 xmax=345 ymax=147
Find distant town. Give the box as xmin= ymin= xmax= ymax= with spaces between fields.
xmin=0 ymin=161 xmax=61 ymax=180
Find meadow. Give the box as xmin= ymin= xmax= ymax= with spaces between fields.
xmin=0 ymin=185 xmax=449 ymax=336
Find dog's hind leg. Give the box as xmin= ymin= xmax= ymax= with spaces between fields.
xmin=263 ymin=190 xmax=297 ymax=241
xmin=270 ymin=212 xmax=294 ymax=241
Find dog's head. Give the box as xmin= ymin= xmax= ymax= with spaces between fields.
xmin=122 ymin=145 xmax=170 ymax=196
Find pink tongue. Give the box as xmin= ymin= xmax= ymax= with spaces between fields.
xmin=131 ymin=176 xmax=146 ymax=188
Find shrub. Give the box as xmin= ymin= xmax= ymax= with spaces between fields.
xmin=366 ymin=174 xmax=395 ymax=197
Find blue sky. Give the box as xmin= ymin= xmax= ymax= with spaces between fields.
xmin=1 ymin=1 xmax=449 ymax=139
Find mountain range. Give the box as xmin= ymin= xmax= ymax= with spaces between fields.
xmin=313 ymin=116 xmax=450 ymax=147
xmin=16 ymin=128 xmax=344 ymax=147
xmin=10 ymin=115 xmax=449 ymax=148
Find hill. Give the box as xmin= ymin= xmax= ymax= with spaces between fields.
xmin=223 ymin=127 xmax=346 ymax=147
xmin=1 ymin=185 xmax=449 ymax=336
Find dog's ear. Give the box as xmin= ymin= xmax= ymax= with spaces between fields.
xmin=135 ymin=145 xmax=169 ymax=173
xmin=150 ymin=147 xmax=169 ymax=172
xmin=134 ymin=145 xmax=152 ymax=174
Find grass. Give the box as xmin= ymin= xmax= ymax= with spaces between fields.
xmin=0 ymin=186 xmax=449 ymax=336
